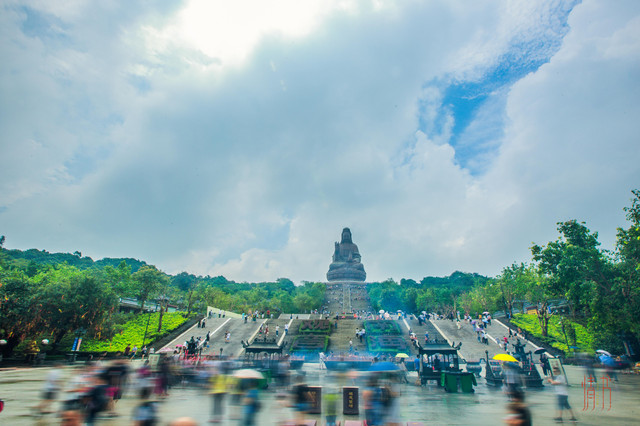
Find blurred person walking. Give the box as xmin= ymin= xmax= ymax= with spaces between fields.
xmin=363 ymin=376 xmax=383 ymax=426
xmin=209 ymin=369 xmax=229 ymax=423
xmin=548 ymin=366 xmax=577 ymax=423
xmin=503 ymin=389 xmax=531 ymax=426
xmin=242 ymin=381 xmax=261 ymax=426
xmin=37 ymin=364 xmax=63 ymax=414
xmin=291 ymin=374 xmax=310 ymax=425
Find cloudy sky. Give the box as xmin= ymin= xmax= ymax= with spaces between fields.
xmin=1 ymin=0 xmax=639 ymax=283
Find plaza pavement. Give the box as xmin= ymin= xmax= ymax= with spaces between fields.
xmin=2 ymin=361 xmax=639 ymax=425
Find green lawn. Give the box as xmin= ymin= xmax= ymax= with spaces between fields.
xmin=71 ymin=312 xmax=190 ymax=352
xmin=510 ymin=313 xmax=594 ymax=354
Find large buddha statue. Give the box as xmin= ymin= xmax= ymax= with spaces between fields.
xmin=327 ymin=227 xmax=366 ymax=282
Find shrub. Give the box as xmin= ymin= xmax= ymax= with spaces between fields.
xmin=290 ymin=335 xmax=329 ymax=352
xmin=299 ymin=319 xmax=332 ymax=334
xmin=364 ymin=320 xmax=401 ymax=335
xmin=366 ymin=335 xmax=408 ymax=353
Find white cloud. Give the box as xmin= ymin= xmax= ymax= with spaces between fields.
xmin=1 ymin=0 xmax=638 ymax=284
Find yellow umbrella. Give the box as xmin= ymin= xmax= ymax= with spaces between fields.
xmin=395 ymin=353 xmax=410 ymax=358
xmin=493 ymin=353 xmax=518 ymax=362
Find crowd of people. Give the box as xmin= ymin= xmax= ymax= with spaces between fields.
xmin=34 ymin=352 xmax=414 ymax=426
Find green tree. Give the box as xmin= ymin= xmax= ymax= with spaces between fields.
xmin=531 ymin=220 xmax=610 ymax=318
xmin=172 ymin=272 xmax=198 ymax=315
xmin=131 ymin=266 xmax=167 ymax=312
xmin=524 ymin=270 xmax=553 ymax=337
xmin=415 ymin=288 xmax=435 ymax=313
xmin=614 ymin=190 xmax=640 ymax=336
xmin=33 ymin=266 xmax=118 ymax=348
xmin=103 ymin=260 xmax=132 ymax=296
xmin=0 ymin=269 xmax=40 ymax=356
xmin=402 ymin=287 xmax=418 ymax=313
xmin=497 ymin=263 xmax=530 ymax=317
xmin=589 ymin=189 xmax=640 ymax=353
xmin=293 ymin=293 xmax=315 ymax=313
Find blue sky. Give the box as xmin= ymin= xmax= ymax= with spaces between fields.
xmin=1 ymin=0 xmax=639 ymax=283
xmin=424 ymin=1 xmax=578 ymax=173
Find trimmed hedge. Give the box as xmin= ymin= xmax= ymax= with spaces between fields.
xmin=299 ymin=319 xmax=332 ymax=334
xmin=290 ymin=335 xmax=329 ymax=352
xmin=366 ymin=335 xmax=408 ymax=353
xmin=364 ymin=320 xmax=401 ymax=335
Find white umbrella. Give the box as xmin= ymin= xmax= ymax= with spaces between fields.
xmin=233 ymin=369 xmax=264 ymax=379
xmin=596 ymin=349 xmax=611 ymax=357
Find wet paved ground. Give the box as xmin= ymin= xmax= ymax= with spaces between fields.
xmin=1 ymin=362 xmax=638 ymax=425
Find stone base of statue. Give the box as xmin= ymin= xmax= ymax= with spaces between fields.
xmin=326 ymin=264 xmax=366 ymax=281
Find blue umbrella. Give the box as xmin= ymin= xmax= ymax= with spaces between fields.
xmin=368 ymin=361 xmax=400 ymax=372
xmin=599 ymin=355 xmax=617 ymax=367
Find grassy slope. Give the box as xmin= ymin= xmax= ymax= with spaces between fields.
xmin=70 ymin=312 xmax=189 ymax=352
xmin=510 ymin=313 xmax=594 ymax=354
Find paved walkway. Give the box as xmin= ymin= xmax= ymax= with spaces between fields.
xmin=3 ymin=362 xmax=639 ymax=425
xmin=430 ymin=317 xmax=547 ymax=363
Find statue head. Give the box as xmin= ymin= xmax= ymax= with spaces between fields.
xmin=341 ymin=227 xmax=353 ymax=244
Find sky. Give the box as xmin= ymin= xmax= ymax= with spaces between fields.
xmin=1 ymin=0 xmax=639 ymax=284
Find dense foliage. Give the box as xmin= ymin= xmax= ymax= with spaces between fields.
xmin=1 ymin=248 xmax=148 ymax=275
xmin=367 ymin=271 xmax=489 ymax=314
xmin=0 ymin=245 xmax=326 ymax=357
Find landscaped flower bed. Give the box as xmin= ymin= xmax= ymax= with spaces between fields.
xmin=299 ymin=319 xmax=332 ymax=334
xmin=366 ymin=335 xmax=408 ymax=353
xmin=290 ymin=335 xmax=329 ymax=352
xmin=364 ymin=320 xmax=401 ymax=335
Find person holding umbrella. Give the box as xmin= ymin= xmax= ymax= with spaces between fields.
xmin=233 ymin=370 xmax=263 ymax=426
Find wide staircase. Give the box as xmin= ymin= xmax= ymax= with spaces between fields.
xmin=320 ymin=283 xmax=449 ymax=356
xmin=329 ymin=319 xmax=367 ymax=353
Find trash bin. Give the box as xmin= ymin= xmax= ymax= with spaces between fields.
xmin=440 ymin=372 xmax=458 ymax=393
xmin=460 ymin=372 xmax=477 ymax=393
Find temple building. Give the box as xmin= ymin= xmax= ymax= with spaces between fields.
xmin=326 ymin=227 xmax=366 ymax=282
